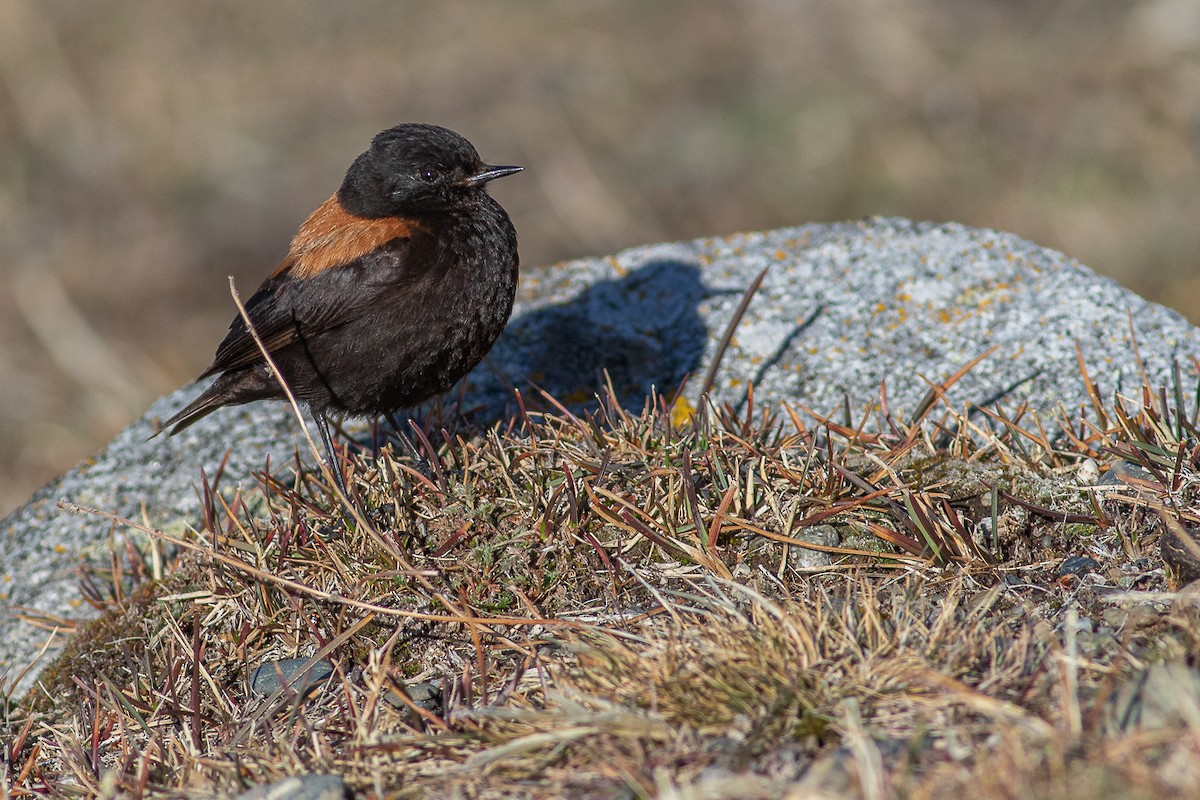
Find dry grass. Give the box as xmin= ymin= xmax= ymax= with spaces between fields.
xmin=5 ymin=359 xmax=1200 ymax=798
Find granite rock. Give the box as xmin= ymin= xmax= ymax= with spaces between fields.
xmin=4 ymin=217 xmax=1198 ymax=695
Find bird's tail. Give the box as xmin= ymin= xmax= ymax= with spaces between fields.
xmin=155 ymin=384 xmax=230 ymax=437
xmin=155 ymin=372 xmax=270 ymax=437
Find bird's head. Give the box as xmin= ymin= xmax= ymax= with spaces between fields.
xmin=337 ymin=123 xmax=522 ymax=217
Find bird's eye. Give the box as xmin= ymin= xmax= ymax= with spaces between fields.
xmin=419 ymin=168 xmax=440 ymax=184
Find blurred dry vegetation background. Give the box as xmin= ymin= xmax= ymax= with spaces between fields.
xmin=0 ymin=0 xmax=1198 ymax=518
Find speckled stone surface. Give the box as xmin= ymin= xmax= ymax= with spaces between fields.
xmin=4 ymin=217 xmax=1198 ymax=695
xmin=477 ymin=218 xmax=1198 ymax=420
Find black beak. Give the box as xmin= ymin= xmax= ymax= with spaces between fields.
xmin=465 ymin=164 xmax=523 ymax=186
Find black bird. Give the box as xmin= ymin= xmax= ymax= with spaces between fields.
xmin=161 ymin=123 xmax=522 ymax=499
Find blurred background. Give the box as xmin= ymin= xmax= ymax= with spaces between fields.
xmin=1 ymin=0 xmax=1198 ymax=517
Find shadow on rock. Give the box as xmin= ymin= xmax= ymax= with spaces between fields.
xmin=467 ymin=258 xmax=709 ymax=420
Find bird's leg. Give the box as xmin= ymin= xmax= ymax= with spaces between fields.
xmin=384 ymin=412 xmax=432 ymax=476
xmin=312 ymin=410 xmax=353 ymax=502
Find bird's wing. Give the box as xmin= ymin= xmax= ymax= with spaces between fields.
xmin=199 ymin=239 xmax=419 ymax=377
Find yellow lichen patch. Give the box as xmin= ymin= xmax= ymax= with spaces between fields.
xmin=670 ymin=394 xmax=696 ymax=427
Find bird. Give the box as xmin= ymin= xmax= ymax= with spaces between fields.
xmin=159 ymin=123 xmax=522 ymax=501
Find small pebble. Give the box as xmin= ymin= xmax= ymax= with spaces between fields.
xmin=250 ymin=658 xmax=334 ymax=698
xmin=233 ymin=774 xmax=345 ymax=800
xmin=1075 ymin=458 xmax=1100 ymax=486
xmin=789 ymin=525 xmax=839 ymax=570
xmin=386 ymin=680 xmax=441 ymax=712
xmin=1099 ymin=461 xmax=1155 ymax=486
xmin=1058 ymin=555 xmax=1101 ymax=577
xmin=386 ymin=680 xmax=443 ymax=727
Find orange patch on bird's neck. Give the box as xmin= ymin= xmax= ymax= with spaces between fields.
xmin=274 ymin=194 xmax=417 ymax=279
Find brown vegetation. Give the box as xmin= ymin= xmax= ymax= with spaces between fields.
xmin=5 ymin=365 xmax=1200 ymax=797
